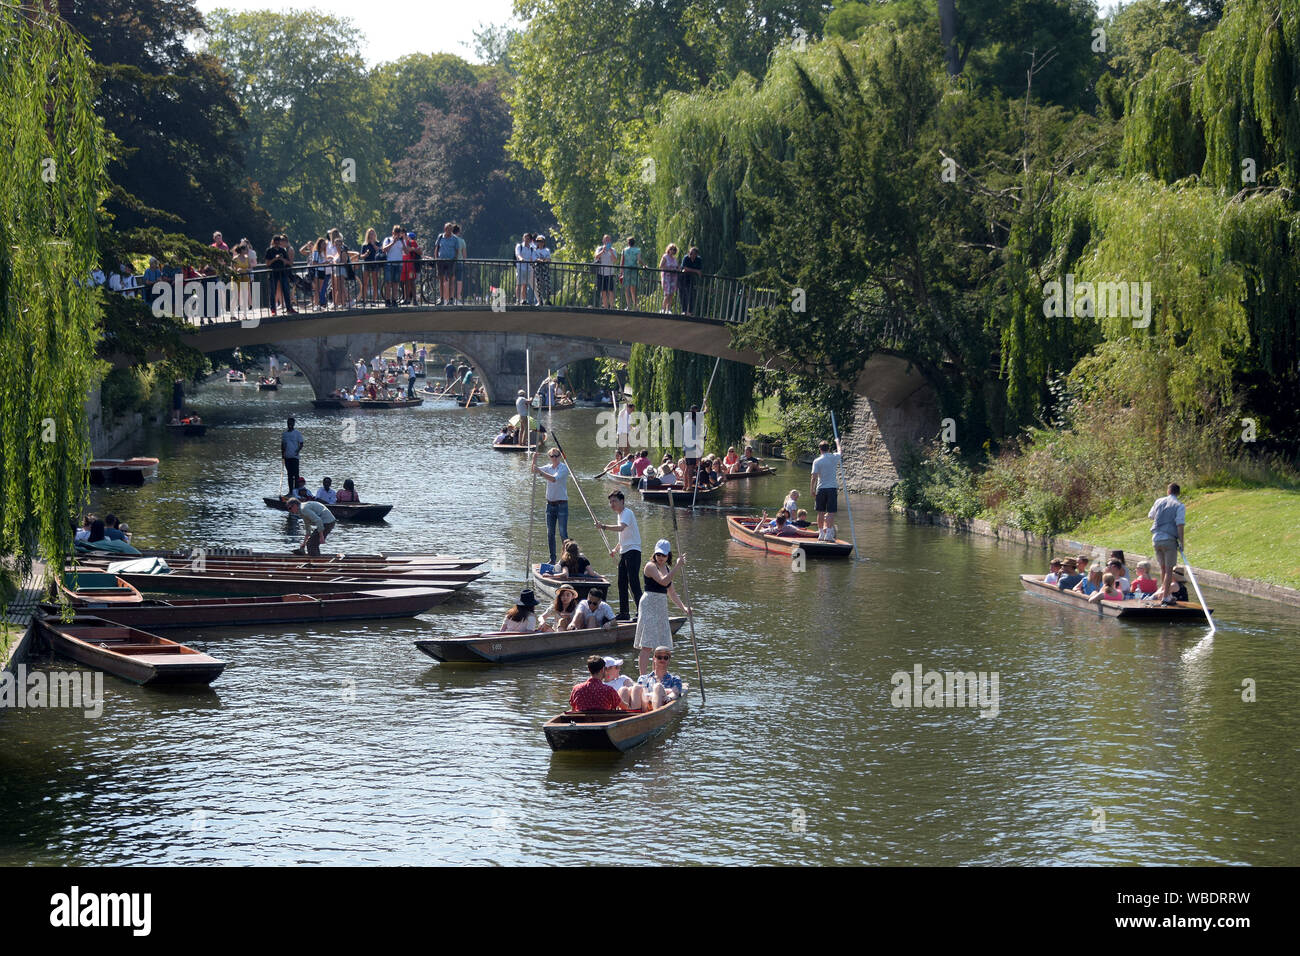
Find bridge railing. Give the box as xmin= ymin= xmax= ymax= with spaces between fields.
xmin=140 ymin=257 xmax=777 ymax=328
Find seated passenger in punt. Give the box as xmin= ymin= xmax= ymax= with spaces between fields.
xmin=1088 ymin=572 xmax=1126 ymax=604
xmin=696 ymin=455 xmax=722 ymax=488
xmin=291 ymin=477 xmax=316 ymax=500
xmin=602 ymin=656 xmax=639 ymax=708
xmin=1150 ymin=573 xmax=1189 ymax=604
xmin=1105 ymin=558 xmax=1130 ymax=592
xmin=314 ymin=476 xmax=338 ymax=505
xmin=658 ymin=456 xmax=678 ymax=485
xmin=783 ymin=489 xmax=801 ymax=513
xmin=1128 ymin=560 xmax=1158 ymax=598
xmin=1073 ymin=564 xmax=1104 ymax=596
xmin=792 ymin=509 xmax=812 ymax=529
xmin=570 ymin=654 xmax=629 ymax=712
xmin=733 ymin=445 xmax=763 ymax=474
xmin=553 ymin=539 xmax=594 ymax=579
xmin=538 ymin=585 xmax=580 ymax=632
xmin=636 ymin=646 xmax=683 ymax=710
xmin=1044 ymin=558 xmax=1064 ymax=585
xmin=335 ymin=478 xmax=359 ymax=503
xmin=1054 ymin=558 xmax=1083 ymax=590
xmin=723 ymin=446 xmax=740 ymax=471
xmin=1109 ymin=549 xmax=1129 ymax=581
xmin=640 ymin=465 xmax=662 ymax=489
xmin=502 ymin=589 xmax=540 ymax=633
xmin=618 ymin=454 xmax=636 ymax=477
xmin=494 ymin=426 xmax=512 ymax=445
xmin=632 ymin=450 xmax=651 ymax=476
xmin=571 ymin=588 xmax=616 ymax=631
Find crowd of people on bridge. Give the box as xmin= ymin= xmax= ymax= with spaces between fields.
xmin=88 ymin=223 xmax=715 ymax=321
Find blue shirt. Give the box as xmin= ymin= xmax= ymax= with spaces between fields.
xmin=539 ymin=461 xmax=569 ymax=502
xmin=637 ymin=671 xmax=683 ymax=695
xmin=1077 ymin=580 xmax=1099 ymax=596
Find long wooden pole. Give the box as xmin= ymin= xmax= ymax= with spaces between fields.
xmin=1179 ymin=548 xmax=1216 ymax=634
xmin=524 ymin=347 xmax=538 ymax=582
xmin=829 ymin=410 xmax=861 ymax=561
xmin=690 ymin=356 xmax=723 ymax=511
xmin=666 ymin=485 xmax=705 ymax=703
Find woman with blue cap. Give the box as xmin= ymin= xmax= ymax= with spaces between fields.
xmin=633 ymin=539 xmax=691 ymax=675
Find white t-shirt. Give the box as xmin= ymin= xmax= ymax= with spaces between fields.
xmin=811 ymin=452 xmax=841 ymax=489
xmin=315 ymin=488 xmax=338 ymax=504
xmin=613 ymin=506 xmax=641 ymax=553
xmin=383 ymin=237 xmax=406 ymax=261
xmin=604 ymin=674 xmax=635 ymax=690
xmin=682 ymin=415 xmax=702 ymax=456
xmin=573 ymin=601 xmax=616 ymax=630
xmin=617 ymin=406 xmax=629 ymax=436
xmin=516 ymin=396 xmax=529 ymax=420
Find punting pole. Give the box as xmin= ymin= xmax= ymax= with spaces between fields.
xmin=666 ymin=485 xmax=706 ymax=703
xmin=690 ymin=356 xmax=723 ymax=512
xmin=829 ymin=410 xmax=861 ymax=561
xmin=1179 ymin=548 xmax=1216 ymax=635
xmin=592 ymin=388 xmax=618 ymax=480
xmin=549 ymin=429 xmax=612 ymax=555
xmin=524 ymin=346 xmax=538 ymax=582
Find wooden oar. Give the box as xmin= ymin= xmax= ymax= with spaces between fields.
xmin=1179 ymin=548 xmax=1216 ymax=634
xmin=666 ymin=484 xmax=706 ymax=703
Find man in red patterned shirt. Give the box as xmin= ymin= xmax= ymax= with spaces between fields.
xmin=570 ymin=655 xmax=628 ymax=712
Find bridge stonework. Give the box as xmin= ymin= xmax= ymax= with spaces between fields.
xmin=273 ymin=331 xmax=630 ymax=403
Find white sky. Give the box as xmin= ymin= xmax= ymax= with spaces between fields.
xmin=194 ymin=0 xmax=520 ymax=66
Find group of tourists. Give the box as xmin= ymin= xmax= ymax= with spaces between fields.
xmin=74 ymin=513 xmax=132 ymax=545
xmin=1039 ymin=484 xmax=1190 ymax=606
xmin=590 ymin=236 xmax=704 ymax=314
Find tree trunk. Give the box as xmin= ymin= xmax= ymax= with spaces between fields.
xmin=938 ymin=0 xmax=960 ymax=76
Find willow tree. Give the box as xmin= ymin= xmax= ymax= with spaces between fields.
xmin=628 ymin=345 xmax=755 ymax=455
xmin=0 ymin=8 xmax=105 ymax=599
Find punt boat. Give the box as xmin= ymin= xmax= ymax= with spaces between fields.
xmin=543 ymin=690 xmax=689 ymax=752
xmin=724 ymin=465 xmax=776 ymax=481
xmin=44 ymin=587 xmax=451 ymax=628
xmin=639 ymin=482 xmax=725 ymax=505
xmin=312 ymin=397 xmax=360 ymax=409
xmin=263 ymin=495 xmax=393 ymax=522
xmin=87 ymin=458 xmax=124 ymax=485
xmin=726 ymin=516 xmax=854 ymax=558
xmin=37 ymin=617 xmax=226 ymax=686
xmin=58 ymin=571 xmax=143 ymax=605
xmin=76 ymin=548 xmax=484 ymax=570
xmin=531 ymin=564 xmax=612 ymax=601
xmin=111 ymin=457 xmax=160 ymax=485
xmin=166 ymin=421 xmax=207 ymax=436
xmin=1018 ymin=574 xmax=1212 ymax=620
xmin=415 ymin=617 xmax=685 ymax=664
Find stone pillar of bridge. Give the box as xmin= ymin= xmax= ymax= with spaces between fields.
xmin=841 ymin=388 xmax=941 ymax=494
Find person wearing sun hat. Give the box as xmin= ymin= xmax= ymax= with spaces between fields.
xmin=1055 ymin=557 xmax=1084 ymax=591
xmin=633 ymin=539 xmax=691 ymax=675
xmin=501 ymin=589 xmax=540 ymax=633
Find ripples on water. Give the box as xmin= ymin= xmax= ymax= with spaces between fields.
xmin=1 ymin=376 xmax=1297 ymax=865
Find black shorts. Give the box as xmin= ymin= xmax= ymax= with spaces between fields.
xmin=597 ymin=274 xmax=615 ymax=292
xmin=437 ymin=260 xmax=455 ymax=278
xmin=815 ymin=488 xmax=838 ymax=513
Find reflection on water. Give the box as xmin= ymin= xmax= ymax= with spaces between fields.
xmin=0 ymin=376 xmax=1297 ymax=864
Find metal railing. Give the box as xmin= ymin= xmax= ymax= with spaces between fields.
xmin=130 ymin=257 xmax=778 ymax=328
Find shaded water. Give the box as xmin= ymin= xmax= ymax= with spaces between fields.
xmin=1 ymin=375 xmax=1296 ymax=864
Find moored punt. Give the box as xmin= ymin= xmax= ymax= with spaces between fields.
xmin=492 ymin=442 xmax=536 ymax=453
xmin=262 ymin=496 xmax=393 ymax=522
xmin=638 ymin=482 xmax=726 ymax=506
xmin=77 ymin=548 xmax=485 ymax=570
xmin=726 ymin=516 xmax=854 ymax=558
xmin=543 ymin=691 xmax=689 ymax=752
xmin=111 ymin=457 xmax=160 ymax=485
xmin=1018 ymin=574 xmax=1212 ymax=620
xmin=312 ymin=397 xmax=360 ymax=409
xmin=37 ymin=617 xmax=226 ymax=686
xmin=356 ymin=396 xmax=423 ymax=409
xmin=58 ymin=571 xmax=143 ymax=605
xmin=98 ymin=566 xmax=485 ymax=597
xmin=88 ymin=458 xmax=124 ymax=485
xmin=531 ymin=564 xmax=612 ymax=601
xmin=416 ymin=617 xmax=686 ymax=664
xmin=43 ymin=586 xmax=452 ymax=629
xmin=724 ymin=465 xmax=776 ymax=481
xmin=166 ymin=422 xmax=207 ymax=436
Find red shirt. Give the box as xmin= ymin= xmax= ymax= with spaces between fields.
xmin=570 ymin=676 xmax=623 ymax=712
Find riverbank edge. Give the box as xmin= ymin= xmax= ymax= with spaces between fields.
xmin=898 ymin=506 xmax=1300 ymax=609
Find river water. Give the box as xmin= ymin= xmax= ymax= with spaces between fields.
xmin=1 ymin=375 xmax=1296 ymax=865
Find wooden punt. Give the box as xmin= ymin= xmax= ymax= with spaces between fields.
xmin=601 ymin=471 xmax=636 ymax=486
xmin=312 ymin=397 xmax=360 ymax=409
xmin=724 ymin=464 xmax=776 ymax=481
xmin=531 ymin=564 xmax=612 ymax=601
xmin=88 ymin=560 xmax=485 ymax=584
xmin=356 ymin=396 xmax=422 ymax=409
xmin=416 ymin=617 xmax=686 ymax=664
xmin=258 ymin=377 xmax=280 ymax=390
xmin=492 ymin=442 xmax=537 ymax=453
xmin=88 ymin=458 xmax=124 ymax=485
xmin=102 ymin=568 xmax=483 ymax=597
xmin=111 ymin=456 xmax=160 ymax=485
xmin=44 ymin=586 xmax=452 ymax=628
xmin=1018 ymin=574 xmax=1212 ymax=620
xmin=166 ymin=422 xmax=207 ymax=436
xmin=544 ymin=690 xmax=689 ymax=752
xmin=726 ymin=515 xmax=854 ymax=558
xmin=262 ymin=495 xmax=393 ymax=522
xmin=79 ymin=549 xmax=484 ymax=570
xmin=226 ymin=370 xmax=246 ymax=383
xmin=59 ymin=571 xmax=143 ymax=605
xmin=638 ymin=482 xmax=726 ymax=505
xmin=37 ymin=617 xmax=226 ymax=686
